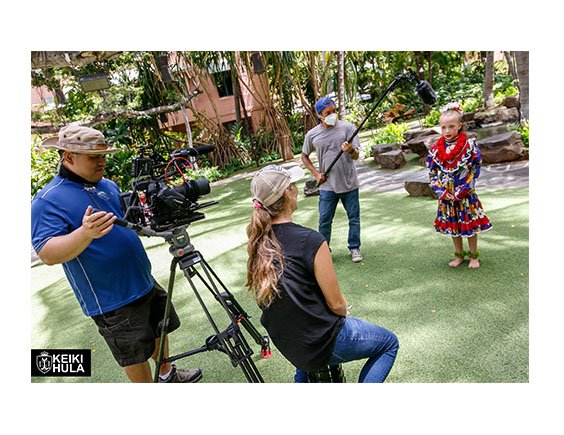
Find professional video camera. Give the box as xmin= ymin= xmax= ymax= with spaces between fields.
xmin=119 ymin=143 xmax=217 ymax=232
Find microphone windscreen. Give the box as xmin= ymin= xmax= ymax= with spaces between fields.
xmin=415 ymin=80 xmax=437 ymax=105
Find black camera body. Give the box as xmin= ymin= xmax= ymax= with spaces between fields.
xmin=119 ymin=144 xmax=216 ymax=232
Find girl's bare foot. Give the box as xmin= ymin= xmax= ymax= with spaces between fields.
xmin=448 ymin=257 xmax=465 ymax=267
xmin=468 ymin=258 xmax=480 ymax=269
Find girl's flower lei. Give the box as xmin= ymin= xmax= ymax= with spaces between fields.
xmin=429 ymin=133 xmax=472 ymax=171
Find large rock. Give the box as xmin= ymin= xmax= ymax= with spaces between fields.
xmin=473 ymin=106 xmax=519 ymax=126
xmin=501 ymin=95 xmax=520 ymax=109
xmin=405 ymin=181 xmax=437 ymax=198
xmin=403 ymin=127 xmax=439 ymax=142
xmin=471 ymin=124 xmax=513 ymax=140
xmin=477 ymin=131 xmax=524 ymax=163
xmin=379 ymin=150 xmax=406 ymax=169
xmin=304 ymin=177 xmax=320 ymax=196
xmin=405 ymin=133 xmax=442 ymax=157
xmin=462 ymin=112 xmax=475 ymax=123
xmin=371 ymin=143 xmax=398 ymax=163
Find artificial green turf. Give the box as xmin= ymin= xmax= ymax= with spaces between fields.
xmin=31 ymin=171 xmax=528 ymax=383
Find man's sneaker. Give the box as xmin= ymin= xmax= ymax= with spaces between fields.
xmin=350 ymin=249 xmax=364 ymax=263
xmin=159 ymin=364 xmax=202 ymax=383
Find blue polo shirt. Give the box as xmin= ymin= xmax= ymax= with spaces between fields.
xmin=31 ymin=175 xmax=154 ymax=317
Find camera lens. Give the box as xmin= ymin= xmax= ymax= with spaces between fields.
xmin=175 ymin=178 xmax=210 ymax=201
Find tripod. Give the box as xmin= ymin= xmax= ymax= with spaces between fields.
xmin=151 ymin=225 xmax=270 ymax=383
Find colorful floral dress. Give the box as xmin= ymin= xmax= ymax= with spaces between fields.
xmin=425 ymin=133 xmax=492 ymax=237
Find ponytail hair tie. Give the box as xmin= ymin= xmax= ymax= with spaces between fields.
xmin=253 ymin=201 xmax=262 ymax=209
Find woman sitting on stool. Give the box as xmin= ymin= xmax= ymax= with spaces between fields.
xmin=246 ymin=165 xmax=399 ymax=382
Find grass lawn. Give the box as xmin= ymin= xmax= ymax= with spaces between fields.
xmin=31 ymin=170 xmax=528 ymax=383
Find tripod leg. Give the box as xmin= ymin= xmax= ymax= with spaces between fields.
xmin=197 ymin=258 xmax=272 ymax=357
xmin=153 ymin=259 xmax=178 ymax=383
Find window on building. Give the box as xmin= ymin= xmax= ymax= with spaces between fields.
xmin=208 ymin=58 xmax=234 ymax=98
xmin=212 ymin=70 xmax=234 ymax=98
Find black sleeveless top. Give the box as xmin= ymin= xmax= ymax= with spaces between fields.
xmin=259 ymin=222 xmax=345 ymax=371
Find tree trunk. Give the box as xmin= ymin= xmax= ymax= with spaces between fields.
xmin=308 ymin=52 xmax=320 ymax=101
xmin=337 ymin=51 xmax=346 ymax=118
xmin=483 ymin=51 xmax=495 ymax=109
xmin=425 ymin=51 xmax=433 ymax=114
xmin=231 ymin=68 xmax=242 ymax=123
xmin=515 ymin=51 xmax=529 ymax=122
xmin=239 ymin=53 xmax=294 ymax=161
xmin=504 ymin=51 xmax=518 ymax=82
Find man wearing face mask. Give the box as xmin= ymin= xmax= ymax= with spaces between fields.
xmin=301 ymin=96 xmax=364 ymax=263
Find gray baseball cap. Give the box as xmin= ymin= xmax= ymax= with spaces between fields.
xmin=251 ymin=165 xmax=305 ymax=207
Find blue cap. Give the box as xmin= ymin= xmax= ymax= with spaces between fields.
xmin=315 ymin=96 xmax=336 ymax=114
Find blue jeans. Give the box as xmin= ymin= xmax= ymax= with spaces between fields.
xmin=318 ymin=188 xmax=361 ymax=250
xmin=294 ymin=317 xmax=399 ymax=383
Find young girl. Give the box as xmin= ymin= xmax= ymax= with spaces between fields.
xmin=426 ymin=102 xmax=492 ymax=269
xmin=246 ymin=164 xmax=398 ymax=382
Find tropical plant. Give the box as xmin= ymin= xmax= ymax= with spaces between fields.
xmin=518 ymin=121 xmax=529 ymax=148
xmin=423 ymin=109 xmax=441 ymax=127
xmin=370 ymin=122 xmax=408 ymax=144
xmin=31 ymin=138 xmax=59 ymax=198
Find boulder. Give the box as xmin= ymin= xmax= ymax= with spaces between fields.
xmin=304 ymin=177 xmax=320 ymax=196
xmin=406 ymin=133 xmax=442 ymax=157
xmin=403 ymin=127 xmax=439 ymax=142
xmin=379 ymin=150 xmax=406 ymax=169
xmin=371 ymin=143 xmax=398 ymax=163
xmin=501 ymin=95 xmax=520 ymax=109
xmin=471 ymin=124 xmax=513 ymax=140
xmin=405 ymin=181 xmax=437 ymax=198
xmin=473 ymin=106 xmax=519 ymax=126
xmin=462 ymin=112 xmax=475 ymax=123
xmin=477 ymin=131 xmax=525 ymax=163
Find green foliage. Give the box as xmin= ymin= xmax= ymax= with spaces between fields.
xmin=344 ymin=99 xmax=367 ymax=127
xmin=423 ymin=109 xmax=441 ymax=127
xmin=104 ymin=148 xmax=135 ymax=191
xmin=370 ymin=122 xmax=408 ymax=145
xmin=183 ymin=166 xmax=223 ymax=182
xmin=287 ymin=112 xmax=306 ymax=155
xmin=518 ymin=121 xmax=529 ymax=148
xmin=461 ymin=97 xmax=482 ymax=113
xmin=365 ymin=122 xmax=408 ymax=157
xmin=31 ymin=137 xmax=59 ymax=198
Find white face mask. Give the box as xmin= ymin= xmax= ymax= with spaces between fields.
xmin=323 ymin=113 xmax=338 ymax=126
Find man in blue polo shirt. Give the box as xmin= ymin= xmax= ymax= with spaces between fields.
xmin=31 ymin=125 xmax=202 ymax=383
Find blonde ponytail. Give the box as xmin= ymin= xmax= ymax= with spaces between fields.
xmin=246 ymin=197 xmax=286 ymax=308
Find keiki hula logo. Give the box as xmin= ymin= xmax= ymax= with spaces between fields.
xmin=36 ymin=351 xmax=53 ymax=374
xmin=31 ymin=349 xmax=91 ymax=377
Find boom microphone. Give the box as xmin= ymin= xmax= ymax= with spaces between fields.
xmin=415 ymin=80 xmax=437 ymax=105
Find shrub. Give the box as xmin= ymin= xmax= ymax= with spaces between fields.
xmin=364 ymin=122 xmax=408 ymax=157
xmin=31 ymin=137 xmax=59 ymax=198
xmin=423 ymin=109 xmax=441 ymax=127
xmin=370 ymin=122 xmax=408 ymax=144
xmin=518 ymin=121 xmax=529 ymax=148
